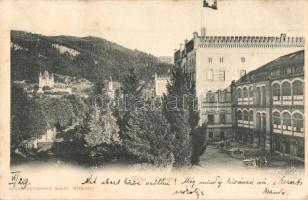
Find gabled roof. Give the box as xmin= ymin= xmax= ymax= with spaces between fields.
xmin=42 ymin=70 xmax=50 ymax=78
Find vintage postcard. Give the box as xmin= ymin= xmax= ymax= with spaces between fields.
xmin=0 ymin=0 xmax=307 ymax=199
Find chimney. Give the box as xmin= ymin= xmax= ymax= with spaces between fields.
xmin=180 ymin=43 xmax=183 ymax=50
xmin=201 ymin=27 xmax=206 ymax=38
xmin=193 ymin=31 xmax=198 ymax=39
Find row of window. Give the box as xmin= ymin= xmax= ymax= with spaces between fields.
xmin=272 ymin=80 xmax=304 ymax=105
xmin=237 ymin=79 xmax=304 ymax=106
xmin=237 ymin=86 xmax=267 ymax=106
xmin=273 ymin=111 xmax=304 ymax=134
xmin=206 ymin=69 xmax=226 ymax=81
xmin=236 ymin=110 xmax=304 ymax=135
xmin=207 ymin=113 xmax=227 ymax=124
xmin=208 ymin=57 xmax=246 ymax=63
xmin=271 ymin=65 xmax=303 ymax=78
xmin=205 ymin=90 xmax=232 ymax=103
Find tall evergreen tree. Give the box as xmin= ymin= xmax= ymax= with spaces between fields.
xmin=163 ymin=67 xmax=193 ymax=166
xmin=124 ymin=109 xmax=174 ymax=167
xmin=118 ymin=68 xmax=143 ymax=136
xmin=84 ymin=108 xmax=121 ymax=158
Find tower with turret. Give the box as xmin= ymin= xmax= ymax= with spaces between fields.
xmin=39 ymin=70 xmax=54 ymax=89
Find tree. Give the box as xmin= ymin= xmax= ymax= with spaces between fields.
xmin=123 ymin=109 xmax=174 ymax=167
xmin=84 ymin=108 xmax=120 ymax=147
xmin=117 ymin=68 xmax=143 ymax=137
xmin=191 ymin=123 xmax=207 ymax=165
xmin=163 ymin=67 xmax=193 ymax=166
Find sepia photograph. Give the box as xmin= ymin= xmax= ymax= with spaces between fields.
xmin=0 ymin=0 xmax=307 ymax=199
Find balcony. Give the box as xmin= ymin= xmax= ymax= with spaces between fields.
xmin=293 ymin=132 xmax=304 ymax=137
xmin=273 ymin=100 xmax=281 ymax=106
xmin=273 ymin=128 xmax=281 ymax=134
xmin=248 ymin=98 xmax=253 ymax=105
xmin=293 ymin=95 xmax=304 ymax=106
xmin=282 ymin=96 xmax=292 ymax=105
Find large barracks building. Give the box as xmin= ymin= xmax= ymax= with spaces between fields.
xmin=233 ymin=50 xmax=304 ymax=160
xmin=174 ymin=28 xmax=304 ymax=123
xmin=174 ymin=29 xmax=305 ymax=161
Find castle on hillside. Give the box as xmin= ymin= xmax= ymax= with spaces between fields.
xmin=174 ymin=27 xmax=305 ymax=123
xmin=37 ymin=70 xmax=72 ymax=94
xmin=39 ymin=70 xmax=54 ymax=88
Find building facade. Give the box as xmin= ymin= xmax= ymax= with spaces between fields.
xmin=233 ymin=50 xmax=304 ymax=160
xmin=203 ymin=86 xmax=234 ymax=141
xmin=39 ymin=70 xmax=54 ymax=88
xmin=174 ymin=28 xmax=304 ymax=123
xmin=154 ymin=73 xmax=170 ymax=96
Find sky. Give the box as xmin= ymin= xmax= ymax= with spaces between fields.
xmin=2 ymin=0 xmax=306 ymax=57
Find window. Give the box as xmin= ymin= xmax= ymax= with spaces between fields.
xmin=218 ymin=70 xmax=225 ymax=81
xmin=272 ymin=83 xmax=281 ymax=101
xmin=208 ymin=114 xmax=214 ymax=124
xmin=282 ymin=82 xmax=291 ymax=102
xmin=249 ymin=110 xmax=254 ymax=126
xmin=207 ymin=69 xmax=214 ymax=80
xmin=237 ymin=88 xmax=242 ymax=98
xmin=262 ymin=113 xmax=266 ymax=132
xmin=243 ymin=87 xmax=248 ymax=98
xmin=226 ymin=92 xmax=231 ymax=102
xmin=240 ymin=69 xmax=246 ymax=77
xmin=248 ymin=86 xmax=253 ymax=98
xmin=219 ymin=90 xmax=226 ymax=102
xmin=293 ymin=80 xmax=303 ymax=101
xmin=209 ymin=132 xmax=213 ymax=139
xmin=261 ymin=86 xmax=266 ymax=106
xmin=208 ymin=57 xmax=212 ymax=63
xmin=256 ymin=87 xmax=261 ymax=105
xmin=273 ymin=112 xmax=281 ymax=129
xmin=294 ymin=65 xmax=303 ymax=74
xmin=241 ymin=57 xmax=245 ymax=63
xmin=293 ymin=113 xmax=303 ymax=133
xmin=256 ymin=113 xmax=262 ymax=131
xmin=284 ymin=67 xmax=292 ymax=75
xmin=220 ymin=113 xmax=226 ymax=124
xmin=282 ymin=112 xmax=292 ymax=131
xmin=243 ymin=110 xmax=248 ymax=124
xmin=237 ymin=110 xmax=242 ymax=121
xmin=271 ymin=69 xmax=281 ymax=77
xmin=219 ymin=57 xmax=224 ymax=63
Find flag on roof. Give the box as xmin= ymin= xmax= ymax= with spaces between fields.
xmin=203 ymin=0 xmax=218 ymax=10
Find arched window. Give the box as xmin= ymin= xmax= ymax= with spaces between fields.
xmin=248 ymin=86 xmax=253 ymax=99
xmin=257 ymin=113 xmax=262 ymax=131
xmin=243 ymin=87 xmax=248 ymax=99
xmin=249 ymin=110 xmax=254 ymax=126
xmin=282 ymin=82 xmax=291 ymax=104
xmin=272 ymin=83 xmax=280 ymax=101
xmin=237 ymin=110 xmax=242 ymax=122
xmin=282 ymin=112 xmax=292 ymax=131
xmin=293 ymin=113 xmax=303 ymax=133
xmin=272 ymin=112 xmax=281 ymax=129
xmin=256 ymin=87 xmax=261 ymax=106
xmin=237 ymin=88 xmax=242 ymax=99
xmin=243 ymin=110 xmax=248 ymax=124
xmin=292 ymin=80 xmax=303 ymax=102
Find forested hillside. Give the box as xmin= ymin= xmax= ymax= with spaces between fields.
xmin=11 ymin=30 xmax=172 ymax=84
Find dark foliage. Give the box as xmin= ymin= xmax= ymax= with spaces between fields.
xmin=11 ymin=30 xmax=172 ymax=84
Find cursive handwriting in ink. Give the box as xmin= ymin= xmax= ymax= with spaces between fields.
xmin=81 ymin=175 xmax=97 ymax=185
xmin=9 ymin=171 xmax=30 ymax=189
xmin=173 ymin=185 xmax=205 ymax=199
